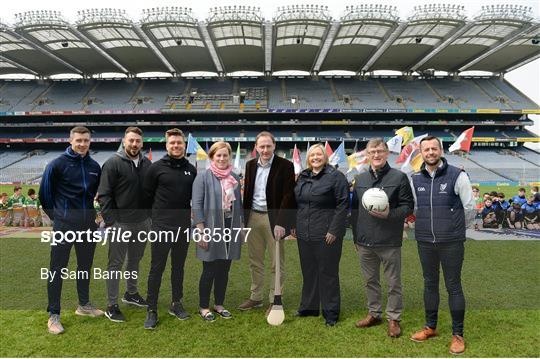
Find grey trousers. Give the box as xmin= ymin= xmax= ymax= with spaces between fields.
xmin=106 ymin=219 xmax=151 ymax=305
xmin=357 ymin=245 xmax=403 ymax=321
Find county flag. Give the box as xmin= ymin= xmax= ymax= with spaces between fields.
xmin=396 ymin=133 xmax=428 ymax=164
xmin=329 ymin=141 xmax=347 ymax=166
xmin=386 ymin=135 xmax=403 ymax=154
xmin=233 ymin=143 xmax=241 ymax=172
xmin=449 ymin=127 xmax=475 ymax=153
xmin=347 ymin=149 xmax=368 ymax=173
xmin=292 ymin=144 xmax=302 ymax=175
xmin=186 ymin=133 xmax=208 ymax=161
xmin=395 ymin=126 xmax=414 ymax=146
xmin=325 ymin=141 xmax=334 ymax=157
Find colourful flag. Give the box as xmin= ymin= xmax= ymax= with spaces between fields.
xmin=329 ymin=141 xmax=347 ymax=166
xmin=186 ymin=133 xmax=208 ymax=161
xmin=233 ymin=142 xmax=241 ymax=172
xmin=251 ymin=144 xmax=257 ymax=159
xmin=449 ymin=127 xmax=475 ymax=153
xmin=347 ymin=149 xmax=368 ymax=173
xmin=401 ymin=147 xmax=424 ymax=175
xmin=386 ymin=135 xmax=403 ymax=154
xmin=325 ymin=141 xmax=333 ymax=157
xmin=395 ymin=126 xmax=414 ymax=146
xmin=293 ymin=144 xmax=302 ymax=175
xmin=396 ymin=134 xmax=428 ymax=164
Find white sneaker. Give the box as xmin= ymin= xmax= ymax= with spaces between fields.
xmin=75 ymin=303 xmax=104 ymax=317
xmin=47 ymin=314 xmax=65 ymax=334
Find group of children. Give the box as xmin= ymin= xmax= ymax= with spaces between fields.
xmin=0 ymin=186 xmax=50 ymax=227
xmin=475 ymin=186 xmax=540 ymax=230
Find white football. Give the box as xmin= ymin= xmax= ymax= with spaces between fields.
xmin=362 ymin=188 xmax=389 ymax=212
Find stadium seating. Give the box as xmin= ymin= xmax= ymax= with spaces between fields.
xmin=32 ymin=81 xmax=94 ymax=111
xmin=1 ymin=78 xmax=537 ymax=112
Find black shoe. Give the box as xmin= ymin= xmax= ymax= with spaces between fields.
xmin=294 ymin=310 xmax=319 ymax=317
xmin=105 ymin=304 xmax=126 ymax=323
xmin=326 ymin=320 xmax=337 ymax=327
xmin=122 ymin=292 xmax=148 ymax=307
xmin=144 ymin=310 xmax=158 ymax=329
xmin=169 ymin=302 xmax=190 ymax=321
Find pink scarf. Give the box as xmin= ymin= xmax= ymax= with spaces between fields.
xmin=209 ymin=162 xmax=238 ymax=210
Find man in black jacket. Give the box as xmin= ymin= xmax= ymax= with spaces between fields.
xmin=98 ymin=127 xmax=152 ymax=322
xmin=351 ymin=138 xmax=414 ymax=338
xmin=142 ymin=128 xmax=196 ymax=329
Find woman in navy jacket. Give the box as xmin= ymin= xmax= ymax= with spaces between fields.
xmin=293 ymin=143 xmax=349 ymax=326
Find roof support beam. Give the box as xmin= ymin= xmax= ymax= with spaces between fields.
xmin=410 ymin=22 xmax=473 ymax=72
xmin=10 ymin=29 xmax=84 ymax=75
xmin=312 ymin=21 xmax=340 ymax=73
xmin=361 ymin=22 xmax=407 ymax=72
xmin=132 ymin=24 xmax=178 ymax=74
xmin=69 ymin=25 xmax=129 ymax=74
xmin=198 ymin=23 xmax=224 ymax=74
xmin=458 ymin=24 xmax=537 ymax=72
xmin=504 ymin=53 xmax=540 ymax=73
xmin=264 ymin=22 xmax=273 ymax=75
xmin=0 ymin=54 xmax=39 ymax=75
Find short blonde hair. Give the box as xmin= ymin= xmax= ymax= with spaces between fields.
xmin=208 ymin=141 xmax=232 ymax=159
xmin=305 ymin=143 xmax=328 ymax=170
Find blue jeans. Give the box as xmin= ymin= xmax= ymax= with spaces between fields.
xmin=417 ymin=240 xmax=465 ymax=336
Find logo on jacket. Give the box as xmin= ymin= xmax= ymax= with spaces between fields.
xmin=440 ymin=183 xmax=448 ymax=193
xmin=184 ymin=171 xmax=191 ymax=176
xmin=89 ymin=172 xmax=99 ymax=176
xmin=417 ymin=187 xmax=426 ymax=192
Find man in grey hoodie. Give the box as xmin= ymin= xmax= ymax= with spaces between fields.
xmin=98 ymin=127 xmax=152 ymax=322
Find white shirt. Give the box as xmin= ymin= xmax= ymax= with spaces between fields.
xmin=252 ymin=154 xmax=274 ymax=211
xmin=410 ymin=160 xmax=476 ymax=227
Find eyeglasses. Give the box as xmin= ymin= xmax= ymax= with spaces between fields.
xmin=367 ymin=149 xmax=388 ymax=156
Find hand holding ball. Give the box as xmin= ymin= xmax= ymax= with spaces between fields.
xmin=362 ymin=188 xmax=389 ymax=212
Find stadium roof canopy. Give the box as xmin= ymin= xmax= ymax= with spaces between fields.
xmin=0 ymin=4 xmax=538 ymax=77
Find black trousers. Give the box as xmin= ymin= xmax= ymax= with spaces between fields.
xmin=417 ymin=240 xmax=466 ymax=336
xmin=297 ymin=238 xmax=342 ymax=322
xmin=146 ymin=231 xmax=190 ymax=311
xmin=199 ymin=259 xmax=232 ymax=308
xmin=47 ymin=239 xmax=97 ymax=314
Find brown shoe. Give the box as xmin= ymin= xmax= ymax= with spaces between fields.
xmin=410 ymin=326 xmax=438 ymax=342
xmin=237 ymin=299 xmax=263 ymax=311
xmin=450 ymin=335 xmax=465 ymax=355
xmin=388 ymin=320 xmax=401 ymax=338
xmin=355 ymin=314 xmax=383 ymax=328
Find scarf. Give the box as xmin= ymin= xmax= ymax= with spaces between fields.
xmin=209 ymin=162 xmax=238 ymax=210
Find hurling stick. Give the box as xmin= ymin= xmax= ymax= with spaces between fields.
xmin=267 ymin=238 xmax=284 ymax=326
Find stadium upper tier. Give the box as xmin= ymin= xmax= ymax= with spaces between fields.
xmin=0 ymin=77 xmax=538 ymax=115
xmin=0 ymin=5 xmax=539 ymax=77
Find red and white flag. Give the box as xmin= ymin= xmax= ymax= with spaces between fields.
xmin=449 ymin=127 xmax=475 ymax=153
xmin=292 ymin=144 xmax=302 ymax=175
xmin=324 ymin=141 xmax=333 ymax=157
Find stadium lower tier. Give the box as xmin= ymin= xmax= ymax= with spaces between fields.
xmin=1 ymin=144 xmax=538 ymax=185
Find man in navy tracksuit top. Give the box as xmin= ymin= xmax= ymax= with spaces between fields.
xmin=409 ymin=136 xmax=475 ymax=355
xmin=39 ymin=126 xmax=103 ymax=335
xmin=142 ymin=128 xmax=197 ymax=329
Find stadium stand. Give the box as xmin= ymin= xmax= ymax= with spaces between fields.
xmin=0 ymin=78 xmax=538 ymax=113
xmin=0 ymin=5 xmax=538 ymax=190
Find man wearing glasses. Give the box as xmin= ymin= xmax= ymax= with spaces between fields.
xmin=351 ymin=138 xmax=414 ymax=338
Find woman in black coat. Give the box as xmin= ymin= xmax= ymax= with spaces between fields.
xmin=293 ymin=143 xmax=349 ymax=326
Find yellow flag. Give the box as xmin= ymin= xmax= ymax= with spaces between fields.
xmin=395 ymin=126 xmax=414 ymax=147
